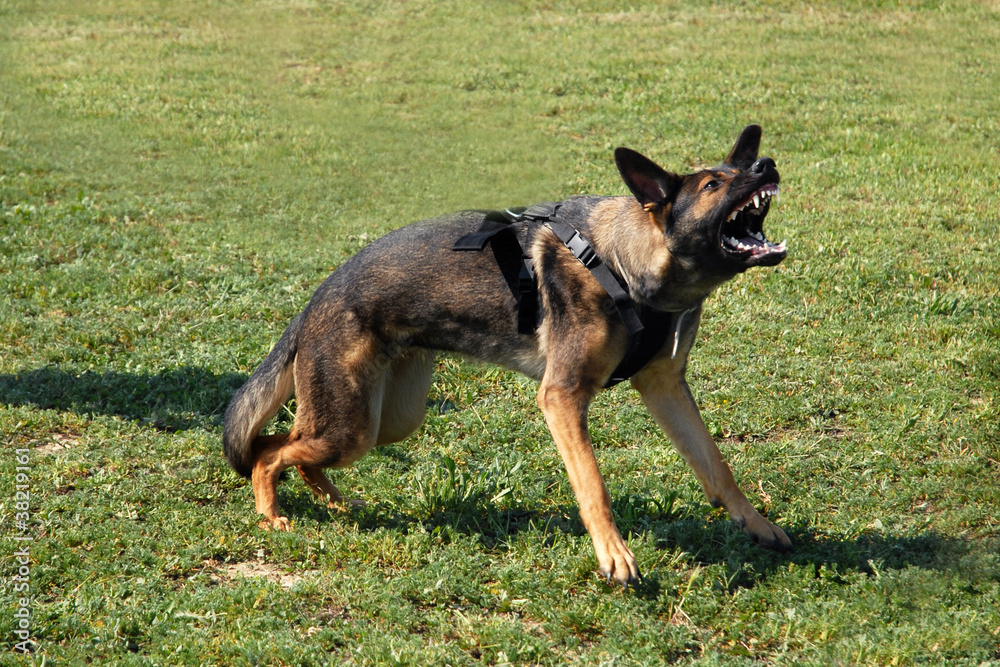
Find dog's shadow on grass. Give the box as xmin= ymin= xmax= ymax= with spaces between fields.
xmin=0 ymin=365 xmax=246 ymax=431
xmin=303 ymin=486 xmax=990 ymax=599
xmin=13 ymin=364 xmax=977 ymax=594
xmin=644 ymin=515 xmax=988 ymax=594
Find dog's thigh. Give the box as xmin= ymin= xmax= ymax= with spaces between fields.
xmin=376 ymin=349 xmax=434 ymax=445
xmin=291 ymin=333 xmax=387 ymax=467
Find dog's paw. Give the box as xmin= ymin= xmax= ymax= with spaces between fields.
xmin=739 ymin=510 xmax=792 ymax=552
xmin=596 ymin=539 xmax=642 ymax=588
xmin=259 ymin=516 xmax=291 ymax=531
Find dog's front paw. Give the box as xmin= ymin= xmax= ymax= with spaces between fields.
xmin=738 ymin=509 xmax=792 ymax=552
xmin=259 ymin=516 xmax=291 ymax=531
xmin=596 ymin=537 xmax=642 ymax=588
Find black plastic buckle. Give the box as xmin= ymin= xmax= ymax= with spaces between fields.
xmin=565 ymin=232 xmax=598 ymax=267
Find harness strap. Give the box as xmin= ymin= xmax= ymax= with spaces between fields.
xmin=544 ymin=219 xmax=645 ymax=344
xmin=543 ymin=218 xmax=675 ymax=387
xmin=453 ymin=203 xmax=679 ymax=387
xmin=452 ymin=208 xmax=524 ymax=251
xmin=453 ymin=208 xmax=538 ymax=335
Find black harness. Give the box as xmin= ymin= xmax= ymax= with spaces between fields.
xmin=453 ymin=202 xmax=679 ymax=388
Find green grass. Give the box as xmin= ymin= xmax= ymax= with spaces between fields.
xmin=2 ymin=0 xmax=999 ymax=664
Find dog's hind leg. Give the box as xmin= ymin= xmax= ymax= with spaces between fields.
xmin=251 ymin=333 xmax=388 ymax=530
xmin=295 ymin=465 xmax=365 ymax=509
xmin=251 ymin=433 xmax=329 ymax=531
xmin=252 ymin=424 xmax=376 ymax=530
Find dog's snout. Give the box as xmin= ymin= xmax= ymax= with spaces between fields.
xmin=751 ymin=157 xmax=776 ymax=174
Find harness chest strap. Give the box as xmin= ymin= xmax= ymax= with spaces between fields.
xmin=543 ymin=217 xmax=645 ymax=346
xmin=453 ymin=204 xmax=688 ymax=387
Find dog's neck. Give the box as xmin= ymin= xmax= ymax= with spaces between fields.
xmin=585 ymin=197 xmax=722 ymax=312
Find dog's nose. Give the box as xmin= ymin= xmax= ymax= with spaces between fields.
xmin=751 ymin=157 xmax=776 ymax=174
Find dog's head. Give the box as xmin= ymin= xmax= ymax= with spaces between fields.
xmin=614 ymin=125 xmax=786 ymax=279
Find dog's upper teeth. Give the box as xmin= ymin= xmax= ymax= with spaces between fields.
xmin=753 ymin=194 xmax=761 ymax=209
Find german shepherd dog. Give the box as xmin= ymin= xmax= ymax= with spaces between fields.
xmin=224 ymin=124 xmax=792 ymax=586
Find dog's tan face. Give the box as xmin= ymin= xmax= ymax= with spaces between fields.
xmin=615 ymin=124 xmax=786 ymax=284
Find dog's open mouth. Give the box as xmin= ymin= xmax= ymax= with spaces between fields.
xmin=720 ymin=184 xmax=786 ymax=265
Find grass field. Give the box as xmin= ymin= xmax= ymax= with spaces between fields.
xmin=2 ymin=0 xmax=999 ymax=664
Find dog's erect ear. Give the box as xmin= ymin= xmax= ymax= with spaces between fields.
xmin=724 ymin=124 xmax=762 ymax=169
xmin=614 ymin=147 xmax=682 ymax=212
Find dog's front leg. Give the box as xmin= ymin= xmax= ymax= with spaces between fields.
xmin=537 ymin=381 xmax=641 ymax=587
xmin=632 ymin=361 xmax=792 ymax=552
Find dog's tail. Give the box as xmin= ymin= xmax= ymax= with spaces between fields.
xmin=222 ymin=313 xmax=303 ymax=478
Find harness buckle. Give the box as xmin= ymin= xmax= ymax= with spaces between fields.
xmin=565 ymin=232 xmax=599 ymax=267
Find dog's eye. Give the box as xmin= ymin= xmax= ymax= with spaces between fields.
xmin=703 ymin=179 xmax=722 ymax=191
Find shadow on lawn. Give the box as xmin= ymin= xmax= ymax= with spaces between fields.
xmin=0 ymin=365 xmax=247 ymax=431
xmin=13 ymin=366 xmax=983 ymax=593
xmin=280 ymin=476 xmax=991 ymax=597
xmin=646 ymin=515 xmax=991 ymax=594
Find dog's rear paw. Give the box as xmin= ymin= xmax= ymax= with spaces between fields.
xmin=740 ymin=511 xmax=792 ymax=552
xmin=327 ymin=497 xmax=367 ymax=511
xmin=259 ymin=516 xmax=291 ymax=531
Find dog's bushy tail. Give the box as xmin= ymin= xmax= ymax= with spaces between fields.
xmin=223 ymin=314 xmax=303 ymax=478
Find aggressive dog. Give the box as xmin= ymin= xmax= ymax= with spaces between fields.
xmin=223 ymin=124 xmax=792 ymax=587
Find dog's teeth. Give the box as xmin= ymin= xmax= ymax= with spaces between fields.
xmin=753 ymin=194 xmax=760 ymax=209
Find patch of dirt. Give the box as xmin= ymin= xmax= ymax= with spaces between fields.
xmin=35 ymin=433 xmax=81 ymax=456
xmin=205 ymin=558 xmax=318 ymax=589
